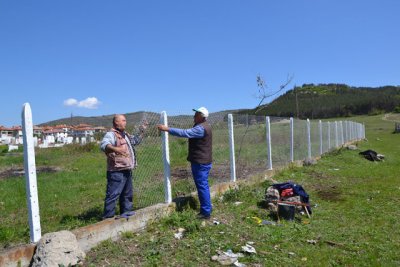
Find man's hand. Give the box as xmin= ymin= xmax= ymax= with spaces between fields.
xmin=106 ymin=144 xmax=129 ymax=157
xmin=139 ymin=120 xmax=149 ymax=133
xmin=157 ymin=124 xmax=169 ymax=132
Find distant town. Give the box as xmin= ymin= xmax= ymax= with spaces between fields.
xmin=0 ymin=124 xmax=107 ymax=150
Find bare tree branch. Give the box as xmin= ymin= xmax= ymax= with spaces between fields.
xmin=235 ymin=74 xmax=294 ymax=168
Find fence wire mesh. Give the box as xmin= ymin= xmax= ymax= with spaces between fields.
xmin=164 ymin=111 xmax=231 ymax=200
xmin=310 ymin=120 xmax=321 ymax=158
xmin=6 ymin=109 xmax=367 ymax=250
xmin=270 ymin=118 xmax=291 ymax=167
xmin=232 ymin=114 xmax=268 ymax=179
xmin=292 ymin=119 xmax=308 ymax=161
xmin=121 ymin=112 xmax=365 ymax=210
xmin=128 ymin=112 xmax=164 ymax=209
xmin=321 ymin=122 xmax=329 ymax=154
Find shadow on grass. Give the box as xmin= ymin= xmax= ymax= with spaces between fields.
xmin=60 ymin=207 xmax=103 ymax=226
xmin=173 ymin=195 xmax=198 ymax=212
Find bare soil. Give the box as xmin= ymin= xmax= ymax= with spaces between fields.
xmin=0 ymin=166 xmax=62 ymax=180
xmin=170 ymin=163 xmax=268 ymax=183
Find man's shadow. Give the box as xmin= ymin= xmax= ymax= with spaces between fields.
xmin=60 ymin=206 xmax=103 ymax=225
xmin=173 ymin=195 xmax=198 ymax=212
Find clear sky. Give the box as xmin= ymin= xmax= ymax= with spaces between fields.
xmin=1 ymin=1 xmax=399 ymax=126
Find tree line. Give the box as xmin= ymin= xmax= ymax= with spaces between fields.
xmin=243 ymin=84 xmax=400 ymax=119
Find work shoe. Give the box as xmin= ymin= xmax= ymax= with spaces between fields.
xmin=120 ymin=211 xmax=136 ymax=219
xmin=102 ymin=215 xmax=115 ymax=220
xmin=196 ymin=213 xmax=211 ymax=220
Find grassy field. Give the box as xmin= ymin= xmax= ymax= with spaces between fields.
xmin=0 ymin=124 xmax=270 ymax=249
xmin=0 ymin=117 xmax=370 ymax=254
xmin=82 ymin=114 xmax=400 ymax=266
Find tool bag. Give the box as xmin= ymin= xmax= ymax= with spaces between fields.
xmin=265 ymin=182 xmax=311 ymax=215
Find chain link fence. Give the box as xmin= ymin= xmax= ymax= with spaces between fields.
xmin=127 ymin=112 xmax=365 ymax=210
xmin=5 ymin=108 xmax=367 ymax=249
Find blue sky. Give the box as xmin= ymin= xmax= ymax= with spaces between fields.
xmin=1 ymin=1 xmax=399 ymax=126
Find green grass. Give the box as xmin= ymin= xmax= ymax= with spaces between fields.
xmin=0 ymin=116 xmax=385 ymax=259
xmin=0 ymin=126 xmax=262 ymax=249
xmin=83 ymin=114 xmax=400 ymax=266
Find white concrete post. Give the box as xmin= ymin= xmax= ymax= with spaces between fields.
xmin=22 ymin=103 xmax=41 ymax=243
xmin=340 ymin=121 xmax=344 ymax=145
xmin=290 ymin=117 xmax=294 ymax=162
xmin=334 ymin=121 xmax=338 ymax=148
xmin=363 ymin=123 xmax=366 ymax=139
xmin=355 ymin=122 xmax=358 ymax=140
xmin=266 ymin=116 xmax=272 ymax=170
xmin=351 ymin=122 xmax=354 ymax=141
xmin=319 ymin=120 xmax=323 ymax=155
xmin=307 ymin=119 xmax=311 ymax=159
xmin=348 ymin=121 xmax=351 ymax=141
xmin=355 ymin=123 xmax=358 ymax=140
xmin=349 ymin=121 xmax=352 ymax=141
xmin=160 ymin=111 xmax=171 ymax=204
xmin=327 ymin=122 xmax=331 ymax=150
xmin=228 ymin=114 xmax=236 ymax=182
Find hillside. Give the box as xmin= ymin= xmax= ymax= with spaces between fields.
xmin=40 ymin=109 xmax=245 ymax=127
xmin=40 ymin=84 xmax=400 ymax=126
xmin=245 ymin=84 xmax=400 ymax=119
xmin=39 ymin=111 xmax=156 ymax=127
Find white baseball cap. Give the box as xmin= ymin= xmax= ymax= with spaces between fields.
xmin=192 ymin=107 xmax=209 ymax=118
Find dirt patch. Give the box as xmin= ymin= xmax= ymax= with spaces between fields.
xmin=170 ymin=163 xmax=266 ymax=183
xmin=0 ymin=166 xmax=62 ymax=180
xmin=170 ymin=168 xmax=191 ymax=181
xmin=307 ymin=171 xmax=344 ymax=201
xmin=313 ymin=184 xmax=343 ymax=201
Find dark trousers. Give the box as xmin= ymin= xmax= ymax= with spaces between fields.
xmin=191 ymin=163 xmax=212 ymax=216
xmin=103 ymin=170 xmax=133 ymax=218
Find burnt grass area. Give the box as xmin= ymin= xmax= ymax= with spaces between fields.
xmin=306 ymin=170 xmax=344 ymax=202
xmin=0 ymin=166 xmax=62 ymax=180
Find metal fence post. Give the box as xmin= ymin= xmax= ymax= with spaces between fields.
xmin=228 ymin=114 xmax=236 ymax=182
xmin=160 ymin=111 xmax=171 ymax=204
xmin=319 ymin=120 xmax=323 ymax=155
xmin=22 ymin=103 xmax=41 ymax=243
xmin=266 ymin=116 xmax=273 ymax=170
xmin=307 ymin=119 xmax=311 ymax=159
xmin=290 ymin=117 xmax=294 ymax=162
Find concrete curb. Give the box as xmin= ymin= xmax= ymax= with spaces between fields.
xmin=0 ymin=244 xmax=36 ymax=267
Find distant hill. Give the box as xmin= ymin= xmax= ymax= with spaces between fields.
xmin=40 ymin=84 xmax=400 ymax=126
xmin=40 ymin=109 xmax=245 ymax=127
xmin=243 ymin=84 xmax=400 ymax=119
xmin=39 ymin=111 xmax=153 ymax=127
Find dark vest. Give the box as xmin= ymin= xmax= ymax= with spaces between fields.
xmin=188 ymin=122 xmax=212 ymax=164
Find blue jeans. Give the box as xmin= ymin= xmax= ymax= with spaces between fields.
xmin=103 ymin=170 xmax=133 ymax=218
xmin=191 ymin=163 xmax=212 ymax=216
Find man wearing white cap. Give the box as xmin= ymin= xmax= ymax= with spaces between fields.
xmin=157 ymin=107 xmax=213 ymax=219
